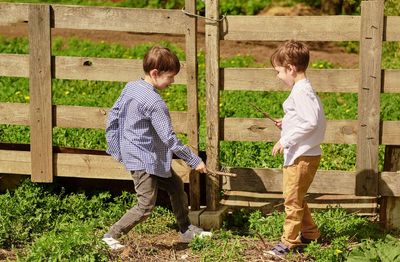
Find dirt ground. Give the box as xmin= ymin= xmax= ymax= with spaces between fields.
xmin=108 ymin=230 xmax=306 ymax=262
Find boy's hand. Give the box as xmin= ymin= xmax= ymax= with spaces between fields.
xmin=195 ymin=161 xmax=207 ymax=173
xmin=272 ymin=141 xmax=284 ymax=156
xmin=274 ymin=120 xmax=282 ymax=130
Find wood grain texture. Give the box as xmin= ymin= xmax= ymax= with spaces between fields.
xmin=29 ymin=4 xmax=53 ymax=183
xmin=184 ymin=0 xmax=201 ymax=210
xmin=221 ymin=16 xmax=360 ymax=41
xmin=356 ymin=0 xmax=384 ymax=196
xmin=205 ymin=0 xmax=221 ymax=210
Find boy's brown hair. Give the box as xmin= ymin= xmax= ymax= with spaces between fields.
xmin=143 ymin=46 xmax=181 ymax=74
xmin=270 ymin=40 xmax=310 ymax=72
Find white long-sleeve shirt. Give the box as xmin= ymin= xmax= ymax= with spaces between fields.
xmin=279 ymin=78 xmax=326 ymax=166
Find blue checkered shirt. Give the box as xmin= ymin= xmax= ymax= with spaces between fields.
xmin=106 ymin=79 xmax=201 ymax=178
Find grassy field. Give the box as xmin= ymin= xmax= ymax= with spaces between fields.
xmin=1 ymin=179 xmax=399 ymax=261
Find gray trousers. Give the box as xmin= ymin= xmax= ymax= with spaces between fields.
xmin=107 ymin=170 xmax=191 ymax=239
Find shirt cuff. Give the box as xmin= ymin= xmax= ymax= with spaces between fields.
xmin=186 ymin=155 xmax=202 ymax=169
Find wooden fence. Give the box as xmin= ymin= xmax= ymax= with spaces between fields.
xmin=0 ymin=1 xmax=202 ymax=206
xmin=0 ymin=0 xmax=399 ymax=227
xmin=204 ymin=0 xmax=400 ymax=227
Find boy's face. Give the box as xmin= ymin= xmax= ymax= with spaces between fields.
xmin=152 ymin=70 xmax=176 ymax=90
xmin=274 ymin=65 xmax=295 ymax=87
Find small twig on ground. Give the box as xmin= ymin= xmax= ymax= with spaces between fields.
xmin=256 ymin=232 xmax=268 ymax=249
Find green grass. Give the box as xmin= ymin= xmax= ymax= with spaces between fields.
xmin=4 ymin=180 xmax=395 ymax=261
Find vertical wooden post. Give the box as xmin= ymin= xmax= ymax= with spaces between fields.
xmin=185 ymin=0 xmax=200 ymax=211
xmin=29 ymin=4 xmax=53 ymax=182
xmin=205 ymin=0 xmax=220 ymax=211
xmin=355 ymin=0 xmax=384 ymax=196
xmin=380 ymin=146 xmax=400 ymax=229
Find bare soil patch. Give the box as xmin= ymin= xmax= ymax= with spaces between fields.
xmin=108 ymin=230 xmax=308 ymax=262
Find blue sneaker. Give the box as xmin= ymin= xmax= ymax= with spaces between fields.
xmin=265 ymin=243 xmax=290 ymax=258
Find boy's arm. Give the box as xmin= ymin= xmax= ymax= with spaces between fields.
xmin=149 ymin=101 xmax=202 ymax=169
xmin=105 ymin=95 xmax=125 ymax=161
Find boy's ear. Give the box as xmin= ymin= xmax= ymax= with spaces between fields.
xmin=287 ymin=64 xmax=297 ymax=73
xmin=149 ymin=69 xmax=158 ymax=78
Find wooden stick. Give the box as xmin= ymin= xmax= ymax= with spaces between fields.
xmin=250 ymin=102 xmax=278 ymax=123
xmin=207 ymin=169 xmax=237 ymax=177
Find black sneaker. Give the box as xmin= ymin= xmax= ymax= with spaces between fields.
xmin=300 ymin=234 xmax=318 ymax=244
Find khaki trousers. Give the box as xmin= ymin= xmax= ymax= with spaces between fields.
xmin=281 ymin=155 xmax=321 ymax=249
xmin=107 ymin=170 xmax=190 ymax=239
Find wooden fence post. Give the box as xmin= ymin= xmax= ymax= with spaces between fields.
xmin=355 ymin=0 xmax=384 ymax=196
xmin=184 ymin=0 xmax=201 ymax=211
xmin=380 ymin=146 xmax=400 ymax=229
xmin=205 ymin=0 xmax=221 ymax=211
xmin=29 ymin=4 xmax=53 ymax=182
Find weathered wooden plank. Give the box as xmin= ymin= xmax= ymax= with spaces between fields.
xmin=0 ymin=150 xmax=31 ymax=174
xmin=380 ymin=171 xmax=400 ymax=197
xmin=0 ymin=4 xmax=185 ymax=33
xmin=386 ymin=16 xmax=400 ymax=41
xmin=54 ymin=153 xmax=131 ymax=180
xmin=0 ymin=148 xmax=398 ymax=196
xmin=381 ymin=145 xmax=400 ymax=229
xmin=54 ymin=56 xmax=187 ymax=83
xmin=0 ymin=3 xmax=28 ymax=25
xmin=2 ymin=54 xmax=398 ymax=94
xmin=221 ymin=16 xmax=360 ymax=41
xmin=356 ymin=0 xmax=384 ymax=196
xmin=222 ymin=68 xmax=359 ymax=93
xmin=0 ymin=103 xmax=29 ymax=125
xmin=56 ymin=154 xmax=195 ymax=182
xmin=222 ymin=118 xmax=358 ymax=144
xmin=54 ymin=105 xmax=188 ymax=133
xmin=52 ymin=5 xmax=186 ymax=34
xmin=0 ymin=103 xmax=188 ymax=133
xmin=221 ymin=191 xmax=378 ymax=215
xmin=383 ymin=70 xmax=400 ymax=93
xmin=29 ymin=5 xmax=53 ymax=183
xmin=222 ymin=168 xmax=356 ymax=195
xmin=205 ymin=0 xmax=221 ymax=211
xmin=0 ymin=54 xmax=187 ymax=83
xmin=53 ymin=105 xmax=107 ymax=129
xmin=0 ymin=54 xmax=29 ymax=77
xmin=184 ymin=0 xmax=201 ymax=211
xmin=382 ymin=121 xmax=400 ymax=145
xmin=0 ymin=149 xmax=192 ymax=183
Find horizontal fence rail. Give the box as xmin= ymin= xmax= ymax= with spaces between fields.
xmin=0 ymin=54 xmax=188 ymax=83
xmin=0 ymin=3 xmax=187 ymax=34
xmin=221 ymin=16 xmax=400 ymax=41
xmin=0 ymin=103 xmax=189 ymax=133
xmin=222 ymin=68 xmax=400 ymax=93
xmin=0 ymin=148 xmax=398 ymax=196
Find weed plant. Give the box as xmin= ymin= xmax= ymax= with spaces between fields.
xmin=189 ymin=230 xmax=246 ymax=261
xmin=0 ymin=179 xmax=182 ymax=260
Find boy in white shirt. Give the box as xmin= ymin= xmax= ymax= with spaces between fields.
xmin=267 ymin=40 xmax=326 ymax=257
